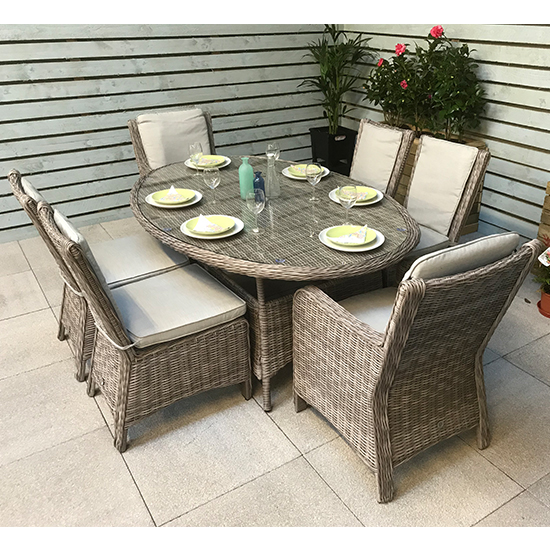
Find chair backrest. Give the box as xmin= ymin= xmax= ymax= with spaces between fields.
xmin=404 ymin=135 xmax=490 ymax=243
xmin=37 ymin=201 xmax=132 ymax=352
xmin=379 ymin=237 xmax=543 ymax=463
xmin=349 ymin=119 xmax=414 ymax=196
xmin=128 ymin=108 xmax=216 ymax=177
xmin=8 ymin=169 xmax=82 ymax=292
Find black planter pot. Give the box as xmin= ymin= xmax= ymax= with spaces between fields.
xmin=309 ymin=126 xmax=358 ymax=176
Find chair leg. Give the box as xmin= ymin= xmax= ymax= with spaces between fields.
xmin=294 ymin=391 xmax=308 ymax=412
xmin=114 ymin=427 xmax=128 ymax=453
xmin=475 ymin=354 xmax=490 ymax=450
xmin=376 ymin=467 xmax=395 ymax=504
xmin=241 ymin=377 xmax=252 ymax=400
xmin=57 ymin=286 xmax=68 ymax=341
xmin=262 ymin=377 xmax=272 ymax=412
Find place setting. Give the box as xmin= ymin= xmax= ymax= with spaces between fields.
xmin=328 ymin=183 xmax=383 ymax=206
xmin=145 ymin=184 xmax=202 ymax=209
xmin=184 ymin=141 xmax=231 ymax=170
xmin=319 ymin=184 xmax=385 ymax=252
xmin=282 ymin=162 xmax=330 ymax=182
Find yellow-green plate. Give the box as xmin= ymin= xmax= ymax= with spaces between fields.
xmin=288 ymin=164 xmax=322 ymax=178
xmin=355 ymin=186 xmax=377 ymax=202
xmin=152 ymin=188 xmax=195 ymax=205
xmin=326 ymin=225 xmax=377 ymax=247
xmin=194 ymin=155 xmax=226 ymax=168
xmin=185 ymin=215 xmax=235 ymax=235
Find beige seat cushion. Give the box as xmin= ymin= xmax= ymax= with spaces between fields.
xmin=350 ymin=121 xmax=403 ymax=192
xmin=402 ymin=232 xmax=520 ymax=281
xmin=91 ymin=231 xmax=189 ymax=288
xmin=339 ymin=286 xmax=398 ymax=334
xmin=111 ymin=264 xmax=247 ymax=348
xmin=136 ymin=109 xmax=211 ymax=170
xmin=406 ymin=136 xmax=478 ymax=236
xmin=405 ymin=224 xmax=451 ymax=261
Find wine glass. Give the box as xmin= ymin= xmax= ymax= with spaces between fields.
xmin=306 ymin=163 xmax=322 ymax=202
xmin=266 ymin=142 xmax=280 ymax=161
xmin=202 ymin=167 xmax=220 ymax=204
xmin=246 ymin=188 xmax=266 ymax=233
xmin=189 ymin=142 xmax=203 ymax=167
xmin=336 ymin=185 xmax=357 ymax=224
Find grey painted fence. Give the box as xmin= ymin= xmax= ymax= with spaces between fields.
xmin=0 ymin=24 xmax=324 ymax=242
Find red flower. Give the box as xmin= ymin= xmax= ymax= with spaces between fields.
xmin=395 ymin=43 xmax=406 ymax=56
xmin=430 ymin=25 xmax=444 ymax=38
xmin=377 ymin=58 xmax=384 ymax=67
xmin=400 ymin=80 xmax=408 ymax=89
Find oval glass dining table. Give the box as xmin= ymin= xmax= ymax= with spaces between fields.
xmin=130 ymin=156 xmax=420 ymax=411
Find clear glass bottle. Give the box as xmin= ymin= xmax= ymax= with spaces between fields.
xmin=265 ymin=157 xmax=281 ymax=198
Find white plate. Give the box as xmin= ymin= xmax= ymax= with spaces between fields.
xmin=329 ymin=188 xmax=383 ymax=206
xmin=319 ymin=226 xmax=385 ymax=252
xmin=181 ymin=216 xmax=244 ymax=240
xmin=145 ymin=190 xmax=202 ymax=209
xmin=184 ymin=156 xmax=231 ymax=170
xmin=282 ymin=166 xmax=330 ymax=181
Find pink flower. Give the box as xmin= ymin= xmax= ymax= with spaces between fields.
xmin=395 ymin=43 xmax=406 ymax=56
xmin=400 ymin=80 xmax=408 ymax=89
xmin=377 ymin=58 xmax=384 ymax=67
xmin=430 ymin=25 xmax=444 ymax=38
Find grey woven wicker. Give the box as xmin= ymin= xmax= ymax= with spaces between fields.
xmin=8 ymin=169 xmax=94 ymax=382
xmin=130 ymin=157 xmax=420 ymax=411
xmin=349 ymin=119 xmax=415 ymax=198
xmin=128 ymin=108 xmax=217 ymax=177
xmin=38 ymin=201 xmax=251 ymax=452
xmin=292 ymin=237 xmax=544 ymax=503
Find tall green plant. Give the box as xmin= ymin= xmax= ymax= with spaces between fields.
xmin=300 ymin=25 xmax=374 ymax=135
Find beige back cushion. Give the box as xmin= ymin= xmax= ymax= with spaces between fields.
xmin=406 ymin=136 xmax=478 ymax=236
xmin=136 ymin=109 xmax=211 ymax=170
xmin=350 ymin=122 xmax=403 ymax=192
xmin=402 ymin=232 xmax=520 ymax=281
xmin=21 ymin=177 xmax=46 ymax=204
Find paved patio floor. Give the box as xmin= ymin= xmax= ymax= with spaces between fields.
xmin=1 ymin=217 xmax=550 ymax=529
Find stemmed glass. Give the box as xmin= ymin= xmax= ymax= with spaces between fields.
xmin=202 ymin=167 xmax=220 ymax=204
xmin=246 ymin=188 xmax=266 ymax=233
xmin=336 ymin=185 xmax=357 ymax=224
xmin=306 ymin=163 xmax=322 ymax=202
xmin=189 ymin=142 xmax=203 ymax=166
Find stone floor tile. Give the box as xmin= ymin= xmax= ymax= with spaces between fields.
xmin=475 ymin=491 xmax=550 ymax=527
xmin=483 ymin=347 xmax=501 ymax=364
xmin=0 ymin=359 xmax=105 ymax=467
xmin=257 ymin=365 xmax=339 ymax=454
xmin=461 ymin=358 xmax=550 ymax=487
xmin=0 ymin=241 xmax=30 ymax=277
xmin=0 ymin=270 xmax=48 ymax=321
xmin=506 ymin=333 xmax=550 ymax=386
xmin=101 ymin=216 xmax=143 ymax=239
xmin=0 ymin=309 xmax=72 ymax=380
xmin=32 ymin=266 xmax=64 ymax=308
xmin=0 ymin=427 xmax=153 ymax=527
xmin=78 ymin=223 xmax=113 ymax=244
xmin=167 ymin=456 xmax=361 ymax=527
xmin=18 ymin=235 xmax=57 ymax=272
xmin=527 ymin=472 xmax=550 ymax=508
xmin=305 ymin=436 xmax=522 ymax=527
xmin=121 ymin=386 xmax=300 ymax=526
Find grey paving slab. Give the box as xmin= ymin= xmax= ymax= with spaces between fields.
xmin=0 ymin=241 xmax=30 ymax=277
xmin=0 ymin=308 xmax=72 ymax=380
xmin=0 ymin=359 xmax=105 ymax=467
xmin=506 ymin=333 xmax=550 ymax=386
xmin=18 ymin=235 xmax=57 ymax=272
xmin=79 ymin=223 xmax=113 ymax=244
xmin=167 ymin=456 xmax=361 ymax=527
xmin=101 ymin=216 xmax=143 ymax=239
xmin=121 ymin=385 xmax=300 ymax=526
xmin=305 ymin=436 xmax=522 ymax=526
xmin=475 ymin=491 xmax=550 ymax=527
xmin=32 ymin=266 xmax=64 ymax=308
xmin=528 ymin=472 xmax=550 ymax=508
xmin=0 ymin=427 xmax=154 ymax=527
xmin=461 ymin=358 xmax=550 ymax=487
xmin=0 ymin=270 xmax=48 ymax=321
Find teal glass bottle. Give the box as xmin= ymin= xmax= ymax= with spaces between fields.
xmin=239 ymin=157 xmax=254 ymax=199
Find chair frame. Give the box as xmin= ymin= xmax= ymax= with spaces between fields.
xmin=8 ymin=169 xmax=94 ymax=382
xmin=38 ymin=201 xmax=252 ymax=452
xmin=292 ymin=238 xmax=543 ymax=502
xmin=128 ymin=108 xmax=217 ymax=177
xmin=349 ymin=119 xmax=415 ymax=198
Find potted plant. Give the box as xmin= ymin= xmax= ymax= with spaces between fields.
xmin=300 ymin=24 xmax=374 ymax=175
xmin=534 ymin=236 xmax=550 ymax=317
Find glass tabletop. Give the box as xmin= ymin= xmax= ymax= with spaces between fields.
xmin=130 ymin=156 xmax=420 ymax=281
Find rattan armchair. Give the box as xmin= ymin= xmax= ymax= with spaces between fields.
xmin=8 ymin=169 xmax=190 ymax=382
xmin=38 ymin=201 xmax=251 ymax=452
xmin=128 ymin=107 xmax=216 ymax=177
xmin=293 ymin=234 xmax=543 ymax=502
xmin=349 ymin=119 xmax=415 ymax=197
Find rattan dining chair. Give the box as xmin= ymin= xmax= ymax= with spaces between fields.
xmin=396 ymin=135 xmax=491 ymax=279
xmin=128 ymin=107 xmax=216 ymax=177
xmin=293 ymin=233 xmax=544 ymax=503
xmin=38 ymin=201 xmax=251 ymax=452
xmin=349 ymin=119 xmax=415 ymax=197
xmin=8 ymin=169 xmax=190 ymax=382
